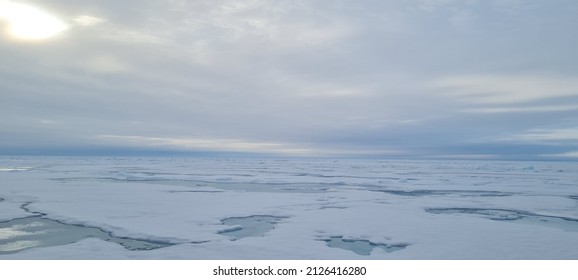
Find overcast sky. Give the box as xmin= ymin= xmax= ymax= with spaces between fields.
xmin=1 ymin=0 xmax=577 ymax=159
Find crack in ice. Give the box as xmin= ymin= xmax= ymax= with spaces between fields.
xmin=426 ymin=207 xmax=578 ymax=232
xmin=0 ymin=202 xmax=206 ymax=255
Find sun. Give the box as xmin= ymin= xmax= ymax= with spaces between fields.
xmin=0 ymin=1 xmax=68 ymax=40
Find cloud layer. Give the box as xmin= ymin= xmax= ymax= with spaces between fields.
xmin=1 ymin=0 xmax=577 ymax=159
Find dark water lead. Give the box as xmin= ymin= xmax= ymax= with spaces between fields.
xmin=218 ymin=215 xmax=287 ymax=240
xmin=319 ymin=236 xmax=409 ymax=256
xmin=0 ymin=216 xmax=176 ymax=254
xmin=426 ymin=207 xmax=578 ymax=232
xmin=371 ymin=189 xmax=515 ymax=197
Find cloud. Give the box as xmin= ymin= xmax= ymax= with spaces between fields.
xmin=462 ymin=105 xmax=578 ymax=114
xmin=94 ymin=135 xmax=405 ymax=157
xmin=97 ymin=135 xmax=314 ymax=155
xmin=507 ymin=128 xmax=578 ymax=142
xmin=553 ymin=151 xmax=578 ymax=158
xmin=492 ymin=0 xmax=532 ymax=15
xmin=81 ymin=55 xmax=130 ymax=73
xmin=73 ymin=15 xmax=105 ymax=26
xmin=434 ymin=74 xmax=578 ymax=115
xmin=1 ymin=0 xmax=577 ymax=160
xmin=416 ymin=0 xmax=461 ymax=11
xmin=434 ymin=74 xmax=578 ymax=104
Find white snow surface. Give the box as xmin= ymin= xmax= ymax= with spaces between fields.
xmin=1 ymin=156 xmax=577 ymax=259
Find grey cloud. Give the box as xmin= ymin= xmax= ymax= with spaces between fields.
xmin=1 ymin=0 xmax=578 ymax=159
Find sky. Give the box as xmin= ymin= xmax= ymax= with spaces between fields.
xmin=0 ymin=0 xmax=577 ymax=160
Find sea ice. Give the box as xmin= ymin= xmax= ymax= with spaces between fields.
xmin=1 ymin=156 xmax=577 ymax=259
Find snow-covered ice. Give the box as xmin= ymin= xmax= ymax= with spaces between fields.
xmin=1 ymin=156 xmax=577 ymax=259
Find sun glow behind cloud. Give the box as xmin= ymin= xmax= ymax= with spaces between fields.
xmin=73 ymin=15 xmax=105 ymax=26
xmin=0 ymin=1 xmax=68 ymax=40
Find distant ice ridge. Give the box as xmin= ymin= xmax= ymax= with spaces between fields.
xmin=1 ymin=156 xmax=578 ymax=259
xmin=9 ymin=156 xmax=577 ymax=188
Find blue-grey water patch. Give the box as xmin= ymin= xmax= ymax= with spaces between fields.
xmin=319 ymin=205 xmax=348 ymax=210
xmin=218 ymin=215 xmax=287 ymax=240
xmin=0 ymin=216 xmax=176 ymax=255
xmin=319 ymin=236 xmax=409 ymax=256
xmin=166 ymin=190 xmax=224 ymax=193
xmin=426 ymin=207 xmax=578 ymax=232
xmin=372 ymin=189 xmax=515 ymax=197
